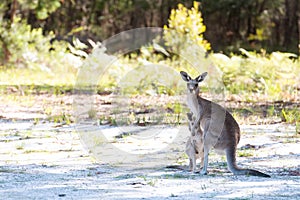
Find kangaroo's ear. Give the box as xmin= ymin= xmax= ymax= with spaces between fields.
xmin=195 ymin=72 xmax=208 ymax=83
xmin=186 ymin=112 xmax=193 ymax=121
xmin=180 ymin=71 xmax=191 ymax=82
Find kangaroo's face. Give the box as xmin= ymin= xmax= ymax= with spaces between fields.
xmin=180 ymin=71 xmax=208 ymax=94
xmin=187 ymin=112 xmax=194 ymax=131
xmin=187 ymin=112 xmax=201 ymax=136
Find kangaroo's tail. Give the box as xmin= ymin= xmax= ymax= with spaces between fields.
xmin=226 ymin=148 xmax=270 ymax=178
xmin=165 ymin=165 xmax=187 ymax=171
xmin=243 ymin=169 xmax=271 ymax=178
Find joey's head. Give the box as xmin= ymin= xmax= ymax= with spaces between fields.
xmin=180 ymin=71 xmax=208 ymax=94
xmin=187 ymin=112 xmax=193 ymax=132
xmin=187 ymin=112 xmax=200 ymax=136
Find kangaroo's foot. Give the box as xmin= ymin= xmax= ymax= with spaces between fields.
xmin=200 ymin=169 xmax=208 ymax=175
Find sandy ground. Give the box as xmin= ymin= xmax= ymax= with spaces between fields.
xmin=1 ymin=120 xmax=300 ymax=200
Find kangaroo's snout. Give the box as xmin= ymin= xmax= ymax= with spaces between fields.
xmin=187 ymin=82 xmax=199 ymax=94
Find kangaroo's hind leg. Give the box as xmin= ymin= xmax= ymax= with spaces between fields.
xmin=200 ymin=145 xmax=209 ymax=175
xmin=200 ymin=131 xmax=214 ymax=175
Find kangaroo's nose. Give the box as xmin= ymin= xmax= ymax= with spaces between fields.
xmin=188 ymin=84 xmax=196 ymax=91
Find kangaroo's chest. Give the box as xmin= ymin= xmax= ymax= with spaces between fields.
xmin=187 ymin=94 xmax=200 ymax=116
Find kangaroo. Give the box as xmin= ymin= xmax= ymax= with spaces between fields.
xmin=180 ymin=71 xmax=270 ymax=177
xmin=185 ymin=112 xmax=204 ymax=172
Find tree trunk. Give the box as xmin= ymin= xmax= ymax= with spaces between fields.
xmin=10 ymin=0 xmax=17 ymax=22
xmin=283 ymin=0 xmax=298 ymax=51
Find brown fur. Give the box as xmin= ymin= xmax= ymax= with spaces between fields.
xmin=185 ymin=113 xmax=204 ymax=172
xmin=180 ymin=71 xmax=270 ymax=177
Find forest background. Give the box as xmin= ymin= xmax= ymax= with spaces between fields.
xmin=0 ymin=0 xmax=299 ymax=126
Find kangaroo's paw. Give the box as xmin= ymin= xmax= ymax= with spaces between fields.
xmin=200 ymin=170 xmax=208 ymax=175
